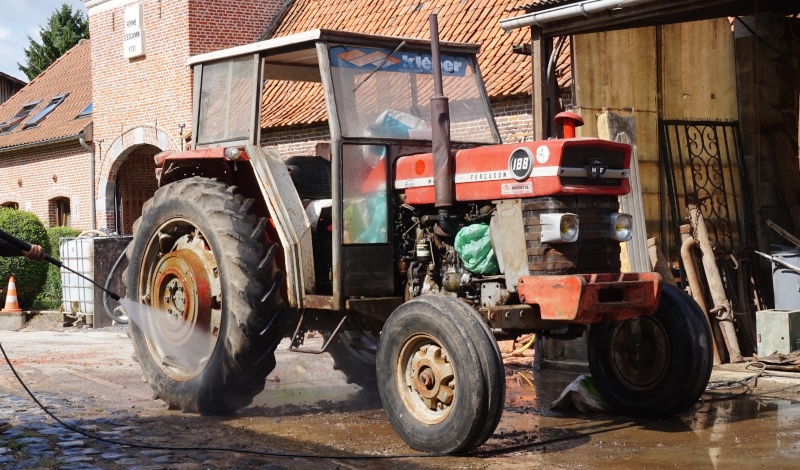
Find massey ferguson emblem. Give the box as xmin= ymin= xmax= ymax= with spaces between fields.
xmin=586 ymin=158 xmax=607 ymax=179
xmin=508 ymin=147 xmax=534 ymax=181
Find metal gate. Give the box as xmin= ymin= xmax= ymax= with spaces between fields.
xmin=660 ymin=120 xmax=751 ymax=258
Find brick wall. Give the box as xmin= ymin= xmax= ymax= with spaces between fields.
xmin=262 ymin=123 xmax=331 ymax=157
xmin=261 ymin=96 xmax=535 ymax=159
xmin=492 ymin=96 xmax=533 ymax=143
xmin=0 ymin=142 xmax=91 ymax=229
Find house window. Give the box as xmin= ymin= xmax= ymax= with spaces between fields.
xmin=24 ymin=94 xmax=68 ymax=129
xmin=0 ymin=101 xmax=41 ymax=134
xmin=76 ymin=102 xmax=92 ymax=119
xmin=52 ymin=197 xmax=71 ymax=227
xmin=1 ymin=202 xmax=18 ymax=210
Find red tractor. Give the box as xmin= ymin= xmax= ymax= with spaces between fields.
xmin=125 ymin=24 xmax=712 ymax=454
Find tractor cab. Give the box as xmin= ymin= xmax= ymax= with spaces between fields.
xmin=173 ymin=29 xmax=499 ymax=311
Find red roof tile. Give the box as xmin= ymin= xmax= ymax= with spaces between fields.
xmin=261 ymin=0 xmax=545 ymax=128
xmin=0 ymin=40 xmax=92 ymax=150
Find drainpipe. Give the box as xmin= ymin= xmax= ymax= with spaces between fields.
xmin=499 ymin=0 xmax=657 ymax=31
xmin=680 ymin=225 xmax=721 ymax=365
xmin=78 ymin=132 xmax=96 ymax=230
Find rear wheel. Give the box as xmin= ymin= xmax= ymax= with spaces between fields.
xmin=377 ymin=295 xmax=504 ymax=454
xmin=125 ymin=177 xmax=285 ymax=414
xmin=588 ymin=285 xmax=712 ymax=417
xmin=325 ymin=330 xmax=378 ymax=391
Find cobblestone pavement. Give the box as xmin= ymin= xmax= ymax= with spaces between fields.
xmin=1 ymin=389 xmax=345 ymax=470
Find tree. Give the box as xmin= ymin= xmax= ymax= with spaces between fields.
xmin=18 ymin=3 xmax=89 ymax=81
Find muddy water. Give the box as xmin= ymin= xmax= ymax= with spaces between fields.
xmin=2 ymin=328 xmax=800 ymax=468
xmin=243 ymin=357 xmax=800 ymax=468
xmin=479 ymin=369 xmax=800 ymax=469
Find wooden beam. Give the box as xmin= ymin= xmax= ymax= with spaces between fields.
xmin=538 ymin=0 xmax=800 ymax=37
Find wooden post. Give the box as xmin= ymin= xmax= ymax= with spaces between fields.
xmin=687 ymin=197 xmax=743 ymax=363
xmin=597 ymin=111 xmax=649 ymax=273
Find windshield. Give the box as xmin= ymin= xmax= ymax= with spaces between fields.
xmin=328 ymin=45 xmax=497 ymax=144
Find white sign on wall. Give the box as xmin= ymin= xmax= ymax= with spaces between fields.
xmin=123 ymin=4 xmax=145 ymax=59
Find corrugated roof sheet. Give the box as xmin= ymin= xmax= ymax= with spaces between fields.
xmin=262 ymin=0 xmax=540 ymax=128
xmin=0 ymin=39 xmax=92 ymax=150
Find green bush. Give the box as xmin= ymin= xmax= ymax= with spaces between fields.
xmin=0 ymin=208 xmax=50 ymax=309
xmin=34 ymin=226 xmax=81 ymax=310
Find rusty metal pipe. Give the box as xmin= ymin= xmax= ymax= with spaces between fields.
xmin=680 ymin=227 xmax=721 ymax=365
xmin=429 ymin=13 xmax=453 ymax=209
xmin=687 ymin=197 xmax=742 ymax=363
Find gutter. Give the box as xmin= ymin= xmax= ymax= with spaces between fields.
xmin=500 ymin=0 xmax=657 ymax=31
xmin=0 ymin=135 xmax=80 ymax=154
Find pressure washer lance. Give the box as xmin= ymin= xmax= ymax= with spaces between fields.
xmin=0 ymin=230 xmax=121 ymax=301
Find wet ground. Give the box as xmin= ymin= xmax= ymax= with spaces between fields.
xmin=1 ymin=318 xmax=799 ymax=469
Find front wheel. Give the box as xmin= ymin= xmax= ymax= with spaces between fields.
xmin=588 ymin=284 xmax=713 ymax=417
xmin=377 ymin=295 xmax=504 ymax=454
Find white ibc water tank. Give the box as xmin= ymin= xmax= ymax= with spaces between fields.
xmin=60 ymin=237 xmax=94 ymax=315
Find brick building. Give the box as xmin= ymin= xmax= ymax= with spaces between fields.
xmin=0 ymin=40 xmax=93 ymax=228
xmin=0 ymin=0 xmax=543 ymax=232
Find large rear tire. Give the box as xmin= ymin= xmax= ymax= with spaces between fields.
xmin=588 ymin=284 xmax=712 ymax=417
xmin=325 ymin=330 xmax=378 ymax=391
xmin=125 ymin=177 xmax=285 ymax=414
xmin=376 ymin=295 xmax=504 ymax=454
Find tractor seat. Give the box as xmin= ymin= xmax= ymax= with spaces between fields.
xmin=285 ymin=156 xmax=332 ymax=200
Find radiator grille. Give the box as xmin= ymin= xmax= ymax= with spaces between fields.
xmin=522 ymin=196 xmax=622 ymax=275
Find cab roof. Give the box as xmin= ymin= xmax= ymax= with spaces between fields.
xmin=188 ymin=28 xmax=481 ymax=67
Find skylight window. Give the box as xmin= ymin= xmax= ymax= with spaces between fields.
xmin=0 ymin=101 xmax=40 ymax=134
xmin=23 ymin=94 xmax=68 ymax=129
xmin=76 ymin=102 xmax=92 ymax=119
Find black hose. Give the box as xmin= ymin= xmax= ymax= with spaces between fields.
xmin=0 ymin=229 xmax=121 ymax=301
xmin=103 ymin=247 xmax=129 ymax=325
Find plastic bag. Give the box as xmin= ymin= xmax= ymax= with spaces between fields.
xmin=550 ymin=374 xmax=610 ymax=413
xmin=454 ymin=223 xmax=499 ymax=275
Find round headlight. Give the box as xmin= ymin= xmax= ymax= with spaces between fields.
xmin=560 ymin=215 xmax=579 ymax=242
xmin=611 ymin=213 xmax=633 ymax=241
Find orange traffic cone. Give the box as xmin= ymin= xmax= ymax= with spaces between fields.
xmin=1 ymin=276 xmax=22 ymax=313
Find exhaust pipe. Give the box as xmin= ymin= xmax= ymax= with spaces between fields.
xmin=429 ymin=14 xmax=459 ymax=236
xmin=429 ymin=13 xmax=452 ymax=210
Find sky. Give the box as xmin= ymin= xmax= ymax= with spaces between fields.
xmin=0 ymin=0 xmax=87 ymax=82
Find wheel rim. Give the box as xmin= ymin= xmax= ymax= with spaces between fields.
xmin=139 ymin=218 xmax=222 ymax=381
xmin=609 ymin=317 xmax=669 ymax=390
xmin=397 ymin=334 xmax=455 ymax=424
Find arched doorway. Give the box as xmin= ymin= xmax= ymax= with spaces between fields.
xmin=115 ymin=144 xmax=160 ymax=234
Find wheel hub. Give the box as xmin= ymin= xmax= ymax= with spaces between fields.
xmin=610 ymin=317 xmax=669 ymax=389
xmin=140 ymin=225 xmax=222 ymax=381
xmin=151 ymin=248 xmax=213 ymax=346
xmin=409 ymin=344 xmax=454 ymax=411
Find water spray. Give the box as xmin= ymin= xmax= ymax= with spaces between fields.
xmin=0 ymin=230 xmax=121 ymax=301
